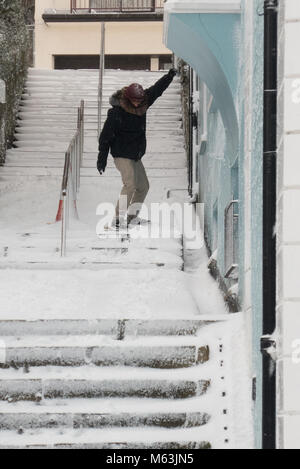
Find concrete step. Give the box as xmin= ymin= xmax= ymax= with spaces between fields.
xmin=22 ymin=89 xmax=180 ymax=97
xmin=19 ymin=116 xmax=180 ymax=124
xmin=0 ymin=166 xmax=186 ymax=178
xmin=0 ymin=317 xmax=225 ymax=337
xmin=0 ymin=238 xmax=183 ymax=253
xmin=17 ymin=115 xmax=181 ymax=123
xmin=0 ymin=229 xmax=183 ymax=248
xmin=0 ymin=255 xmax=184 ymax=272
xmin=0 ymin=398 xmax=210 ymax=430
xmin=24 ymin=83 xmax=181 ymax=90
xmin=17 ymin=110 xmax=182 ymax=120
xmin=13 ymin=136 xmax=184 ymax=144
xmin=0 ymin=366 xmax=211 ymax=400
xmin=16 ymin=119 xmax=181 ymax=128
xmin=25 ymin=80 xmax=180 ymax=88
xmin=4 ymin=158 xmax=186 ymax=170
xmin=11 ymin=144 xmax=183 ymax=153
xmin=0 ymin=242 xmax=184 ymax=269
xmin=20 ymin=99 xmax=180 ymax=107
xmin=19 ymin=100 xmax=181 ymax=109
xmin=4 ymin=159 xmax=186 ymax=170
xmin=27 ymin=68 xmax=167 ymax=76
xmin=0 ymin=426 xmax=211 ymax=449
xmin=0 ymin=335 xmax=209 ymax=368
xmin=5 ymin=149 xmax=186 ymax=159
xmin=13 ymin=129 xmax=183 ymax=140
xmin=0 ymin=261 xmax=185 ymax=271
xmin=16 ymin=123 xmax=183 ymax=136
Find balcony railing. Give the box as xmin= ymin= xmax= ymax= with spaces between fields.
xmin=70 ymin=0 xmax=165 ymax=13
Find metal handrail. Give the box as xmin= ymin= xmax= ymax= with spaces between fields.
xmin=59 ymin=100 xmax=84 ymax=256
xmin=224 ymin=199 xmax=239 ymax=279
xmin=98 ymin=22 xmax=105 ymax=138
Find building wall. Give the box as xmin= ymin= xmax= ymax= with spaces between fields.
xmin=247 ymin=0 xmax=264 ymax=448
xmin=189 ymin=0 xmax=264 ymax=448
xmin=277 ymin=0 xmax=300 ymax=450
xmin=35 ymin=0 xmax=171 ymax=69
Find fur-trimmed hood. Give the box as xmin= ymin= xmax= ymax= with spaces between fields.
xmin=109 ymin=88 xmax=148 ymax=117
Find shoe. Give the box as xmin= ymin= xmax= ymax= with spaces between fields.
xmin=105 ymin=217 xmax=127 ymax=231
xmin=128 ymin=216 xmax=151 ymax=226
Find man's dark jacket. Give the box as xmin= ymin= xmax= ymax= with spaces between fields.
xmin=98 ymin=71 xmax=175 ymax=170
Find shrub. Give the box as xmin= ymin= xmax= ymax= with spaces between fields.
xmin=0 ymin=0 xmax=30 ymax=164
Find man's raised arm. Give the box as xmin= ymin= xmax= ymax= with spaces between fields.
xmin=146 ymin=69 xmax=177 ymax=108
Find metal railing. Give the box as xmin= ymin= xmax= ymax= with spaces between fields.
xmin=70 ymin=0 xmax=164 ymax=13
xmin=224 ymin=200 xmax=239 ymax=279
xmin=98 ymin=23 xmax=105 ymax=138
xmin=58 ymin=100 xmax=84 ymax=256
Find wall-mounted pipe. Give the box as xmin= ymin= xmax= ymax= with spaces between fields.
xmin=262 ymin=0 xmax=278 ymax=450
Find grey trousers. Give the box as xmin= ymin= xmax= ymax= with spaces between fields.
xmin=114 ymin=157 xmax=150 ymax=219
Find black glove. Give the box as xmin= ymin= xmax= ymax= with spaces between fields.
xmin=168 ymin=68 xmax=177 ymax=78
xmin=97 ymin=156 xmax=107 ymax=175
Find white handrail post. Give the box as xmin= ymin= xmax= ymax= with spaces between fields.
xmin=98 ymin=22 xmax=106 ymax=139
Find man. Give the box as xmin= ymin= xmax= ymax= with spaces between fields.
xmin=97 ymin=68 xmax=177 ymax=228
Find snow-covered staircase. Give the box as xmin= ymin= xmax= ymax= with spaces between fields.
xmin=0 ymin=69 xmax=241 ymax=449
xmin=0 ymin=316 xmax=233 ymax=449
xmin=0 ymin=68 xmax=187 ymax=269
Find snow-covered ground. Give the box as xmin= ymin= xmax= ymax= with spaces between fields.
xmin=0 ymin=172 xmax=253 ymax=448
xmin=0 ymin=172 xmax=227 ymax=320
xmin=0 ymin=68 xmax=253 ymax=449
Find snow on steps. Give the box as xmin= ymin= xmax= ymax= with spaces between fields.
xmin=0 ymin=427 xmax=211 ymax=449
xmin=0 ymin=365 xmax=210 ymax=401
xmin=12 ymin=67 xmax=183 ymax=158
xmin=0 ymin=334 xmax=209 ymax=368
xmin=0 ymin=317 xmax=231 ymax=448
xmin=0 ymin=249 xmax=184 ymax=270
xmin=0 ymin=317 xmax=224 ymax=337
xmin=0 ymin=69 xmax=224 ymax=448
xmin=4 ymin=156 xmax=186 ymax=170
xmin=0 ymin=397 xmax=210 ymax=430
xmin=0 ymin=222 xmax=185 ymax=269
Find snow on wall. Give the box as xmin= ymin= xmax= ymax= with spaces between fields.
xmin=177 ymin=0 xmax=264 ymax=448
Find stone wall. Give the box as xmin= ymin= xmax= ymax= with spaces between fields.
xmin=0 ymin=0 xmax=31 ymax=164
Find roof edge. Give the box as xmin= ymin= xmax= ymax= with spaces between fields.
xmin=164 ymin=0 xmax=241 ymax=14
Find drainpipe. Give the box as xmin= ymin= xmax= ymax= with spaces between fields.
xmin=261 ymin=0 xmax=278 ymax=450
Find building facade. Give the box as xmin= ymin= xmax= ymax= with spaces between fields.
xmin=276 ymin=0 xmax=300 ymax=450
xmin=34 ymin=0 xmax=172 ymax=70
xmin=165 ymin=0 xmax=300 ymax=449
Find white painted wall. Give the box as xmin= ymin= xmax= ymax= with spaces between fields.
xmin=35 ymin=0 xmax=171 ymax=69
xmin=242 ymin=0 xmax=254 ymax=401
xmin=277 ymin=0 xmax=300 ymax=450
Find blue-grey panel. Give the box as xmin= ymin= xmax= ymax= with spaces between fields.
xmin=166 ymin=12 xmax=240 ymax=165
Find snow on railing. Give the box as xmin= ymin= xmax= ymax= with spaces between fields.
xmin=56 ymin=100 xmax=84 ymax=257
